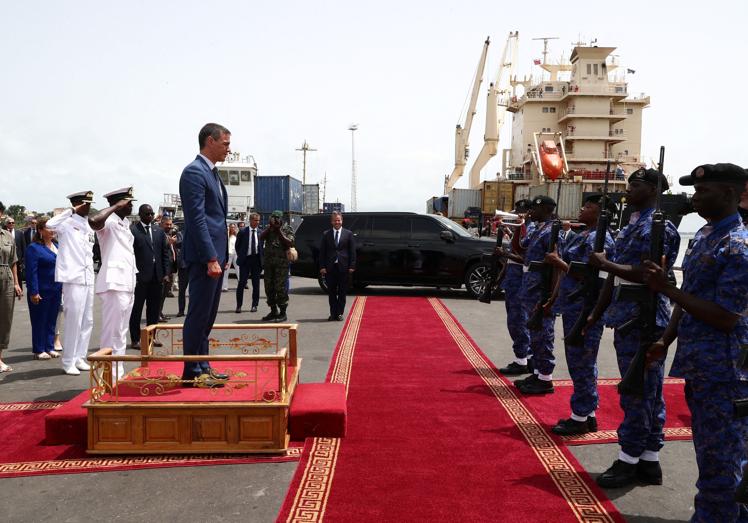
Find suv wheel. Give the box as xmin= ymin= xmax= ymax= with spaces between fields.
xmin=464 ymin=262 xmax=491 ymax=299
xmin=318 ymin=277 xmax=328 ymax=293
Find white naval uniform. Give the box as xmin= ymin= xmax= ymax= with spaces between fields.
xmin=46 ymin=208 xmax=96 ymax=371
xmin=95 ymin=214 xmax=137 ymax=379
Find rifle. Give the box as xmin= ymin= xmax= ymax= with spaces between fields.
xmin=563 ymin=161 xmax=612 ymax=346
xmin=616 ymin=146 xmax=667 ymax=396
xmin=526 ymin=218 xmax=562 ymax=330
xmin=478 ymin=226 xmax=507 ymax=304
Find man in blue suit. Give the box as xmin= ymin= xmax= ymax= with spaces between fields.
xmin=234 ymin=212 xmax=263 ymax=314
xmin=178 ymin=123 xmax=231 ymax=387
xmin=319 ymin=212 xmax=356 ymax=321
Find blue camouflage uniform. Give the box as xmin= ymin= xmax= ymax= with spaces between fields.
xmin=501 ymin=222 xmax=534 ymax=361
xmin=670 ymin=213 xmax=748 ymax=522
xmin=520 ymin=219 xmax=558 ymax=377
xmin=558 ymin=228 xmax=615 ymax=418
xmin=603 ymin=207 xmax=680 ymax=460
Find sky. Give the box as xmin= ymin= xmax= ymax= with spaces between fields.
xmin=2 ymin=1 xmax=747 ymax=232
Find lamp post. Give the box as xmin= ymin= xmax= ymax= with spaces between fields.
xmin=348 ymin=124 xmax=358 ymax=212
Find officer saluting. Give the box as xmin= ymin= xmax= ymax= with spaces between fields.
xmin=45 ymin=191 xmax=97 ymax=375
xmin=90 ymin=187 xmax=137 ymax=380
xmin=644 ymin=163 xmax=748 ymax=522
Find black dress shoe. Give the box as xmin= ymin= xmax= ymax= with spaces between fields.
xmin=206 ymin=368 xmax=229 ymax=380
xmin=152 ymin=341 xmax=163 ymax=348
xmin=518 ymin=377 xmax=554 ymax=395
xmin=131 ymin=341 xmax=141 ymax=350
xmin=597 ymin=460 xmax=638 ymax=488
xmin=499 ymin=362 xmax=530 ymax=376
xmin=336 ymin=315 xmax=344 ymax=321
xmin=514 ymin=373 xmax=538 ymax=388
xmin=328 ymin=315 xmax=335 ymax=321
xmin=637 ymin=459 xmax=663 ymax=485
xmin=160 ymin=315 xmax=171 ymax=322
xmin=587 ymin=416 xmax=598 ymax=432
xmin=235 ymin=307 xmax=242 ymax=313
xmin=250 ymin=306 xmax=257 ymax=313
xmin=552 ymin=417 xmax=591 ymax=436
xmin=183 ymin=374 xmax=225 ymax=388
xmin=176 ymin=312 xmax=184 ymax=317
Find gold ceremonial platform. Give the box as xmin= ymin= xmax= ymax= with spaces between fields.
xmin=84 ymin=323 xmax=301 ymax=455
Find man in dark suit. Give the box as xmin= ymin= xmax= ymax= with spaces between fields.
xmin=23 ymin=215 xmax=37 ymax=246
xmin=179 ymin=123 xmax=230 ymax=386
xmin=4 ymin=217 xmax=26 ymax=289
xmin=319 ymin=212 xmax=356 ymax=321
xmin=129 ymin=204 xmax=171 ymax=349
xmin=235 ymin=212 xmax=263 ymax=314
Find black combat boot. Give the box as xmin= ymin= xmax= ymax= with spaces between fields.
xmin=499 ymin=361 xmax=530 ymax=376
xmin=636 ymin=459 xmax=663 ymax=485
xmin=597 ymin=460 xmax=638 ymax=488
xmin=262 ymin=306 xmax=279 ymax=321
xmin=274 ymin=305 xmax=287 ymax=323
xmin=552 ymin=417 xmax=592 ymax=436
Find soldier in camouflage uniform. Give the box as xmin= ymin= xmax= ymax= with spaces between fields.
xmin=260 ymin=210 xmax=295 ymax=322
xmin=644 ymin=163 xmax=748 ymax=522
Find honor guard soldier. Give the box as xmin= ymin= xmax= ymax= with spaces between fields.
xmin=45 ymin=191 xmax=97 ymax=375
xmin=90 ymin=187 xmax=137 ymax=380
xmin=498 ymin=199 xmax=534 ymax=376
xmin=644 ymin=163 xmax=748 ymax=522
xmin=515 ymin=195 xmax=560 ymax=394
xmin=544 ymin=194 xmax=616 ymax=434
xmin=587 ymin=168 xmax=680 ymax=488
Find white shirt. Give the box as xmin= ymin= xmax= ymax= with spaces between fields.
xmin=46 ymin=208 xmax=96 ymax=285
xmin=95 ymin=213 xmax=137 ymax=294
xmin=228 ymin=234 xmax=237 ymax=256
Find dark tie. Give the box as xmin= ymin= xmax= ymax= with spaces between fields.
xmin=212 ymin=166 xmax=219 ymax=176
xmin=144 ymin=224 xmax=152 ymax=244
xmin=250 ymin=229 xmax=256 ymax=255
xmin=334 ymin=230 xmax=339 ymax=246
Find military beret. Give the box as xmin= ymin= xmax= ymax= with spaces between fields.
xmin=678 ymin=163 xmax=748 ymax=186
xmin=270 ymin=210 xmax=283 ymax=218
xmin=67 ymin=190 xmax=94 ymax=204
xmin=104 ymin=187 xmax=137 ymax=202
xmin=512 ymin=199 xmax=532 ymax=212
xmin=583 ymin=193 xmax=618 ymax=215
xmin=628 ymin=168 xmax=669 ymax=192
xmin=530 ymin=195 xmax=556 ymax=208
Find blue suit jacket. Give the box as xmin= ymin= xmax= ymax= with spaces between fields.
xmin=25 ymin=242 xmax=62 ymax=296
xmin=235 ymin=226 xmax=264 ymax=268
xmin=179 ymin=155 xmax=229 ymax=266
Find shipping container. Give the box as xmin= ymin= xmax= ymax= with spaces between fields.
xmin=528 ymin=182 xmax=584 ymax=220
xmin=447 ymin=188 xmax=481 ymax=219
xmin=302 ymin=184 xmax=320 ymax=215
xmin=514 ymin=184 xmax=530 ymax=202
xmin=434 ymin=196 xmax=448 ymax=213
xmin=426 ymin=197 xmax=435 ymax=215
xmin=322 ymin=202 xmax=345 ymax=214
xmin=480 ymin=181 xmax=515 ymax=214
xmin=254 ymin=175 xmax=303 ymax=214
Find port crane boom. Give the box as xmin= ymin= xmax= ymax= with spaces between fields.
xmin=444 ymin=37 xmax=490 ymax=193
xmin=467 ymin=31 xmax=519 ymax=188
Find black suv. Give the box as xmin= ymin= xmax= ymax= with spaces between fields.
xmin=291 ymin=212 xmax=498 ymax=297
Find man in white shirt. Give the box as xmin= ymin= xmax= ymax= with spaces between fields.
xmin=235 ymin=213 xmax=263 ymax=313
xmin=45 ymin=191 xmax=97 ymax=375
xmin=90 ymin=187 xmax=137 ymax=380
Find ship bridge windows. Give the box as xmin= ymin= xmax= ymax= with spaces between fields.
xmin=544 ymin=85 xmax=554 ymax=92
xmin=626 ymin=108 xmax=634 ymax=115
xmin=542 ymin=107 xmax=557 ymax=113
xmin=228 ymin=170 xmax=240 ymax=186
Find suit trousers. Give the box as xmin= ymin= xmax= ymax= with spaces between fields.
xmin=182 ymin=263 xmax=223 ymax=379
xmin=177 ymin=267 xmax=188 ymax=314
xmin=324 ymin=266 xmax=349 ymax=317
xmin=99 ymin=290 xmax=134 ymax=380
xmin=61 ymin=283 xmax=94 ymax=368
xmin=28 ymin=287 xmax=62 ymax=354
xmin=236 ymin=255 xmax=261 ymax=309
xmin=129 ymin=279 xmax=163 ymax=343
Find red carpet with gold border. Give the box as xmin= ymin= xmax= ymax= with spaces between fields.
xmin=277 ymin=296 xmax=624 ymax=522
xmin=0 ymin=402 xmax=301 ymax=478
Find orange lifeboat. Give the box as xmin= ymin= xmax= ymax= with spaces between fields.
xmin=539 ymin=140 xmax=564 ymax=181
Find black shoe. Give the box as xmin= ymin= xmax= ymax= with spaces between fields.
xmin=206 ymin=368 xmax=229 ymax=380
xmin=499 ymin=362 xmax=530 ymax=376
xmin=235 ymin=307 xmax=242 ymax=313
xmin=176 ymin=312 xmax=184 ymax=317
xmin=131 ymin=341 xmax=141 ymax=350
xmin=637 ymin=459 xmax=663 ymax=485
xmin=527 ymin=358 xmax=535 ymax=374
xmin=160 ymin=314 xmax=171 ymax=322
xmin=274 ymin=313 xmax=287 ymax=323
xmin=552 ymin=417 xmax=591 ymax=436
xmin=183 ymin=374 xmax=225 ymax=388
xmin=597 ymin=460 xmax=638 ymax=488
xmin=250 ymin=306 xmax=257 ymax=313
xmin=514 ymin=373 xmax=538 ymax=388
xmin=336 ymin=315 xmax=344 ymax=321
xmin=328 ymin=315 xmax=335 ymax=321
xmin=518 ymin=377 xmax=554 ymax=395
xmin=587 ymin=416 xmax=598 ymax=432
xmin=262 ymin=307 xmax=279 ymax=321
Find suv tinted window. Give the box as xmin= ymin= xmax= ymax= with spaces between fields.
xmin=410 ymin=217 xmax=443 ymax=240
xmin=345 ymin=215 xmax=370 ymax=237
xmin=370 ymin=216 xmax=407 ymax=239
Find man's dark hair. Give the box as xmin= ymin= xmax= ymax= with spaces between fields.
xmin=0 ymin=201 xmax=4 ymax=213
xmin=199 ymin=123 xmax=231 ymax=149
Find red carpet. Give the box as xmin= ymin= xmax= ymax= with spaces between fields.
xmin=509 ymin=378 xmax=692 ymax=445
xmin=0 ymin=402 xmax=301 ymax=478
xmin=277 ymin=297 xmax=624 ymax=522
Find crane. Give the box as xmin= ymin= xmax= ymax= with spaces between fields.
xmin=444 ymin=37 xmax=490 ymax=194
xmin=467 ymin=31 xmax=519 ymax=188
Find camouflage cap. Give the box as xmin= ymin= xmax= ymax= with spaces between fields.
xmin=678 ymin=163 xmax=748 ymax=186
xmin=270 ymin=210 xmax=283 ymax=218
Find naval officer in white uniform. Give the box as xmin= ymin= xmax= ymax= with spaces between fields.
xmin=90 ymin=187 xmax=137 ymax=380
xmin=45 ymin=191 xmax=97 ymax=375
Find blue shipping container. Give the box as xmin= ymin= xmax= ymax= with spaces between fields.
xmin=254 ymin=175 xmax=304 ymax=213
xmin=322 ymin=202 xmax=345 ymax=213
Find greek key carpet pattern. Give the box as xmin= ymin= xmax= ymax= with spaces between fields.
xmin=285 ymin=296 xmax=364 ymax=522
xmin=429 ymin=298 xmax=617 ymax=523
xmin=552 ymin=378 xmax=685 ymax=387
xmin=0 ymin=401 xmax=64 ymax=411
xmin=561 ymin=427 xmax=693 ymax=444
